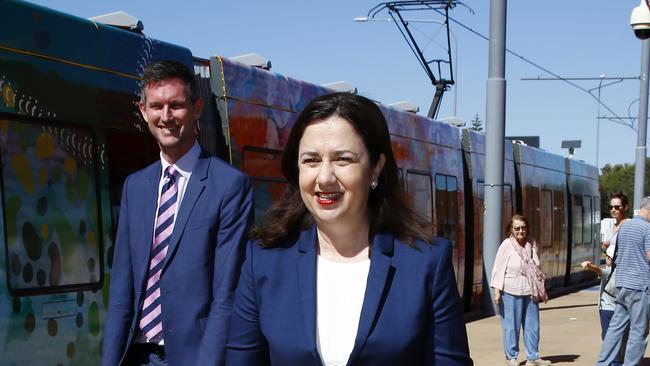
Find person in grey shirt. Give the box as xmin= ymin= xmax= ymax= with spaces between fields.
xmin=595 ymin=196 xmax=650 ymax=366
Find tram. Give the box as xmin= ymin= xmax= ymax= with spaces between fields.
xmin=0 ymin=1 xmax=600 ymax=364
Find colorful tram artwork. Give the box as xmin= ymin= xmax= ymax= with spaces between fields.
xmin=0 ymin=1 xmax=600 ymax=365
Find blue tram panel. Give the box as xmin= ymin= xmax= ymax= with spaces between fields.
xmin=0 ymin=1 xmax=192 ymax=364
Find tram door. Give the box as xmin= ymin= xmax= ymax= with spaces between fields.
xmin=435 ymin=174 xmax=459 ymax=279
xmin=539 ymin=189 xmax=558 ymax=284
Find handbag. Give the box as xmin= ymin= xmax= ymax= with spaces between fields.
xmin=603 ymin=267 xmax=618 ymax=298
xmin=529 ymin=261 xmax=548 ymax=303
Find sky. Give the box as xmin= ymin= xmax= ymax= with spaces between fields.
xmin=27 ymin=0 xmax=647 ymax=171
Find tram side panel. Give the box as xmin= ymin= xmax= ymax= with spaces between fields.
xmin=385 ymin=109 xmax=467 ymax=299
xmin=0 ymin=1 xmax=194 ymax=364
xmin=514 ymin=144 xmax=570 ymax=289
xmin=461 ymin=129 xmax=517 ymax=311
xmin=211 ymin=60 xmax=469 ymax=300
xmin=566 ymin=158 xmax=600 ymax=285
xmin=209 ymin=56 xmax=331 ymax=221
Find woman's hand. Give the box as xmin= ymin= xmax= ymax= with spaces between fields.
xmin=493 ymin=288 xmax=501 ymax=305
xmin=601 ymin=241 xmax=610 ymax=252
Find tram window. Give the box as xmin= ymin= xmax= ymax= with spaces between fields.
xmin=525 ymin=186 xmax=540 ymax=245
xmin=0 ymin=119 xmax=103 ymax=295
xmin=503 ymin=185 xmax=513 ymax=231
xmin=553 ymin=191 xmax=565 ymax=245
xmin=572 ymin=195 xmax=583 ymax=245
xmin=434 ymin=174 xmax=458 ymax=247
xmin=447 ymin=176 xmax=458 ymax=229
xmin=583 ymin=195 xmax=592 ymax=244
xmin=477 ymin=181 xmax=484 ymax=255
xmin=406 ymin=171 xmax=433 ymax=222
xmin=242 ymin=147 xmax=287 ymax=222
xmin=539 ymin=189 xmax=553 ymax=248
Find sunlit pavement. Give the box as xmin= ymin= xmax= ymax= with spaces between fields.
xmin=466 ymin=286 xmax=650 ymax=365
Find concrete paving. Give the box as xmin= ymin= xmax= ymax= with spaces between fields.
xmin=466 ymin=286 xmax=650 ymax=365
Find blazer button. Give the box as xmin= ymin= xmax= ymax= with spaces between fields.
xmin=129 ymin=328 xmax=133 ymax=333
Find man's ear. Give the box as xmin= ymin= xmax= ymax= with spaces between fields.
xmin=193 ymin=98 xmax=204 ymax=120
xmin=138 ymin=101 xmax=148 ymax=122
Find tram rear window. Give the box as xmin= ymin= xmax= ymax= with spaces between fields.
xmin=0 ymin=118 xmax=102 ymax=296
xmin=406 ymin=171 xmax=433 ymax=222
xmin=572 ymin=195 xmax=584 ymax=245
xmin=242 ymin=146 xmax=287 ymax=223
xmin=434 ymin=174 xmax=458 ymax=247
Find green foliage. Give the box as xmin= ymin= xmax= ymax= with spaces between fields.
xmin=470 ymin=113 xmax=483 ymax=132
xmin=599 ymin=157 xmax=650 ymax=216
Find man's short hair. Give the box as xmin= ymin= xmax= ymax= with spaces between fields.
xmin=140 ymin=60 xmax=197 ymax=102
xmin=641 ymin=196 xmax=650 ymax=211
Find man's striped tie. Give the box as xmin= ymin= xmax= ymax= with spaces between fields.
xmin=139 ymin=166 xmax=178 ymax=341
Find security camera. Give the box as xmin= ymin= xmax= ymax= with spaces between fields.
xmin=631 ymin=0 xmax=650 ymax=40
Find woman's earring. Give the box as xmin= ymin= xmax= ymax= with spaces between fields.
xmin=370 ymin=177 xmax=378 ymax=190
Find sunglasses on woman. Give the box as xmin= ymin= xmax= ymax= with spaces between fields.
xmin=513 ymin=226 xmax=527 ymax=231
xmin=609 ymin=205 xmax=621 ymax=210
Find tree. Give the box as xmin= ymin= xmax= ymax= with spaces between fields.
xmin=599 ymin=157 xmax=650 ymax=217
xmin=470 ymin=113 xmax=483 ymax=132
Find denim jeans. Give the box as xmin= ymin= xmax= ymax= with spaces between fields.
xmin=596 ymin=287 xmax=650 ymax=366
xmin=599 ymin=309 xmax=614 ymax=340
xmin=498 ymin=292 xmax=540 ymax=360
xmin=599 ymin=309 xmax=624 ymax=366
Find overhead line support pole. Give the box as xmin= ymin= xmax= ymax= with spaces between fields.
xmin=633 ymin=38 xmax=650 ymax=212
xmin=482 ymin=0 xmax=507 ymax=316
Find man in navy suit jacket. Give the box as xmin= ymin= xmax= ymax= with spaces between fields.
xmin=102 ymin=60 xmax=253 ymax=366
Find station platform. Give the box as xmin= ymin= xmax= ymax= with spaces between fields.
xmin=466 ymin=286 xmax=650 ymax=365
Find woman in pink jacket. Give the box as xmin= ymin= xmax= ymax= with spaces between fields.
xmin=491 ymin=214 xmax=551 ymax=366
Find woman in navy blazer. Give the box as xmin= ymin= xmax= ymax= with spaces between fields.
xmin=226 ymin=93 xmax=472 ymax=366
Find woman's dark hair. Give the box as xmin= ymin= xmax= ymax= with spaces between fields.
xmin=505 ymin=214 xmax=529 ymax=239
xmin=611 ymin=192 xmax=629 ymax=209
xmin=253 ymin=92 xmax=431 ymax=247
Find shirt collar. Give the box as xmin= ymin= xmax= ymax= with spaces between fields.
xmin=160 ymin=141 xmax=201 ymax=179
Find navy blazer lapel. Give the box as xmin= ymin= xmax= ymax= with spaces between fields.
xmin=135 ymin=163 xmax=162 ymax=287
xmin=296 ymin=226 xmax=321 ymax=363
xmin=347 ymin=232 xmax=394 ymax=365
xmin=161 ymin=153 xmax=208 ymax=271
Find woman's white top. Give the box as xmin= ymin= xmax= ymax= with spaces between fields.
xmin=316 ymin=256 xmax=370 ymax=366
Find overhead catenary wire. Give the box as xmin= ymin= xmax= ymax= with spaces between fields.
xmin=433 ymin=9 xmax=640 ymax=129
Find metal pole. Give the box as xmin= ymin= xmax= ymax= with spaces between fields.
xmin=596 ymin=78 xmax=603 ymax=170
xmin=482 ymin=0 xmax=507 ymax=316
xmin=634 ymin=39 xmax=650 ymax=212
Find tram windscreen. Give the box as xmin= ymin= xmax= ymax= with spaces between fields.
xmin=0 ymin=118 xmax=102 ymax=295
